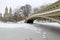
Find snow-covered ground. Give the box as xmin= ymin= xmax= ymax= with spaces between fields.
xmin=0 ymin=20 xmax=60 ymax=40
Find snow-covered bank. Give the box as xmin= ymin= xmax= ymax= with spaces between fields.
xmin=0 ymin=20 xmax=60 ymax=28
xmin=34 ymin=20 xmax=60 ymax=29
xmin=0 ymin=21 xmax=24 ymax=28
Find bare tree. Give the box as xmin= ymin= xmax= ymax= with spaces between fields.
xmin=20 ymin=4 xmax=31 ymax=17
xmin=13 ymin=4 xmax=31 ymax=22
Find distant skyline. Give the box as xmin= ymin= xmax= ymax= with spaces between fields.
xmin=0 ymin=0 xmax=58 ymax=14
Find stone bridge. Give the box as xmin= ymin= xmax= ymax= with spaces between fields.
xmin=25 ymin=0 xmax=60 ymax=23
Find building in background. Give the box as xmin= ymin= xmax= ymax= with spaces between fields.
xmin=0 ymin=13 xmax=2 ymax=21
xmin=4 ymin=7 xmax=13 ymax=21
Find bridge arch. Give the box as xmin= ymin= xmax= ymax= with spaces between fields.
xmin=25 ymin=15 xmax=60 ymax=23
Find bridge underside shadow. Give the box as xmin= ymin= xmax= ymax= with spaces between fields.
xmin=25 ymin=17 xmax=37 ymax=23
xmin=26 ymin=19 xmax=34 ymax=23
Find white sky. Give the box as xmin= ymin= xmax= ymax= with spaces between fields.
xmin=0 ymin=0 xmax=58 ymax=14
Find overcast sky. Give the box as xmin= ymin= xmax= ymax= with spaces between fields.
xmin=0 ymin=0 xmax=58 ymax=13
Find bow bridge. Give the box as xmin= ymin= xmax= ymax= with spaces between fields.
xmin=25 ymin=0 xmax=60 ymax=23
